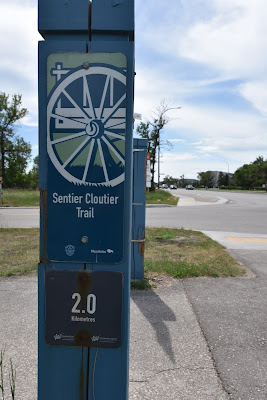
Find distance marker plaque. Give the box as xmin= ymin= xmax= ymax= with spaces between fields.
xmin=45 ymin=270 xmax=123 ymax=348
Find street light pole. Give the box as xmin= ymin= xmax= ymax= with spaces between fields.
xmin=158 ymin=129 xmax=160 ymax=189
xmin=156 ymin=106 xmax=182 ymax=190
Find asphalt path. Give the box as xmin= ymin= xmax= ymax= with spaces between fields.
xmin=183 ymin=250 xmax=267 ymax=400
xmin=146 ymin=189 xmax=267 ymax=399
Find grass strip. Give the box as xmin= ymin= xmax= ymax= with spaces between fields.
xmin=0 ymin=227 xmax=245 ymax=281
xmin=0 ymin=189 xmax=39 ymax=207
xmin=146 ymin=190 xmax=178 ymax=206
xmin=0 ymin=228 xmax=39 ymax=277
xmin=144 ymin=227 xmax=245 ymax=279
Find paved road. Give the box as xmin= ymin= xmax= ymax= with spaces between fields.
xmin=147 ymin=189 xmax=267 ymax=234
xmin=0 ymin=207 xmax=39 ymax=228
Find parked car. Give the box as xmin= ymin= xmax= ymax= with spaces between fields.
xmin=186 ymin=185 xmax=194 ymax=190
xmin=170 ymin=184 xmax=177 ymax=189
xmin=162 ymin=184 xmax=168 ymax=189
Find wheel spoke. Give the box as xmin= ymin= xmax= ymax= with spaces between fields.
xmin=104 ymin=130 xmax=125 ymax=140
xmin=97 ymin=139 xmax=109 ymax=183
xmin=110 ymin=77 xmax=114 ymax=106
xmin=62 ymin=89 xmax=91 ymax=123
xmin=102 ymin=93 xmax=126 ymax=124
xmin=99 ymin=76 xmax=110 ymax=119
xmin=102 ymin=136 xmax=125 ymax=165
xmin=51 ymin=130 xmax=87 ymax=145
xmin=105 ymin=121 xmax=125 ymax=129
xmin=51 ymin=113 xmax=87 ymax=126
xmin=62 ymin=136 xmax=91 ymax=168
xmin=83 ymin=76 xmax=96 ymax=119
xmin=82 ymin=139 xmax=95 ymax=183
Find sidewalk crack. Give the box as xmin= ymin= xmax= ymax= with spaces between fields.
xmin=130 ymin=364 xmax=214 ymax=383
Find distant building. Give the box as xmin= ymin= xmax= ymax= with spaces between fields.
xmin=209 ymin=171 xmax=234 ymax=187
xmin=178 ymin=178 xmax=199 ymax=187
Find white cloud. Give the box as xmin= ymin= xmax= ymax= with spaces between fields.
xmin=168 ymin=139 xmax=185 ymax=143
xmin=162 ymin=153 xmax=196 ymax=162
xmin=195 ymin=145 xmax=219 ymax=153
xmin=138 ymin=0 xmax=267 ymax=81
xmin=178 ymin=3 xmax=267 ymax=79
xmin=239 ymin=81 xmax=267 ymax=115
xmin=172 ymin=103 xmax=266 ymax=140
xmin=0 ymin=2 xmax=42 ymax=126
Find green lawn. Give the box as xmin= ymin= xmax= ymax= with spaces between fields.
xmin=0 ymin=228 xmax=39 ymax=276
xmin=0 ymin=189 xmax=39 ymax=207
xmin=144 ymin=227 xmax=245 ymax=279
xmin=146 ymin=190 xmax=178 ymax=206
xmin=0 ymin=227 xmax=246 ymax=284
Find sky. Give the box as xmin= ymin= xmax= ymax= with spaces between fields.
xmin=0 ymin=0 xmax=267 ymax=179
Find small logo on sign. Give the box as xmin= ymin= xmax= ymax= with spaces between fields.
xmin=107 ymin=249 xmax=114 ymax=254
xmin=91 ymin=336 xmax=100 ymax=342
xmin=65 ymin=245 xmax=75 ymax=256
xmin=54 ymin=334 xmax=62 ymax=340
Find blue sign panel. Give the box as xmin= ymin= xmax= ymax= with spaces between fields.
xmin=46 ymin=53 xmax=127 ymax=263
xmin=45 ymin=270 xmax=123 ymax=348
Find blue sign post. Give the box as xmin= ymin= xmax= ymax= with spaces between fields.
xmin=131 ymin=138 xmax=147 ymax=280
xmin=38 ymin=1 xmax=134 ymax=398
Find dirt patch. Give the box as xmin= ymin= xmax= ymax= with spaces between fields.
xmin=156 ymin=235 xmax=202 ymax=245
xmin=147 ymin=273 xmax=178 ymax=289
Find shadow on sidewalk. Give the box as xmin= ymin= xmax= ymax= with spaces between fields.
xmin=131 ymin=290 xmax=176 ymax=363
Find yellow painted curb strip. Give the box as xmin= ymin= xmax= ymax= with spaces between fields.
xmin=227 ymin=237 xmax=267 ymax=243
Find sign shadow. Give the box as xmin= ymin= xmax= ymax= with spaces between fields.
xmin=131 ymin=289 xmax=176 ymax=363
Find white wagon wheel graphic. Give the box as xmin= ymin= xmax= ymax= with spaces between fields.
xmin=47 ymin=66 xmax=126 ymax=186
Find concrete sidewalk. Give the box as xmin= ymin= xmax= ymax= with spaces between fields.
xmin=129 ymin=283 xmax=228 ymax=399
xmin=0 ymin=276 xmax=228 ymax=400
xmin=1 ymin=245 xmax=267 ymax=399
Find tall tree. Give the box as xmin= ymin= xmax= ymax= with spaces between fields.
xmin=0 ymin=93 xmax=28 ymax=184
xmin=4 ymin=136 xmax=31 ymax=188
xmin=258 ymin=160 xmax=267 ymax=191
xmin=27 ymin=155 xmax=39 ymax=189
xmin=198 ymin=171 xmax=213 ymax=188
xmin=136 ymin=100 xmax=181 ymax=190
xmin=162 ymin=175 xmax=178 ymax=186
xmin=218 ymin=172 xmax=229 ymax=186
xmin=234 ymin=156 xmax=267 ymax=190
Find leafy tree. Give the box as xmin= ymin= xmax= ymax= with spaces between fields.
xmin=136 ymin=100 xmax=181 ymax=190
xmin=27 ymin=155 xmax=39 ymax=189
xmin=234 ymin=156 xmax=267 ymax=190
xmin=234 ymin=164 xmax=252 ymax=189
xmin=162 ymin=175 xmax=178 ymax=186
xmin=0 ymin=93 xmax=29 ymax=186
xmin=198 ymin=171 xmax=213 ymax=188
xmin=179 ymin=174 xmax=185 ymax=187
xmin=218 ymin=172 xmax=229 ymax=186
xmin=4 ymin=137 xmax=31 ymax=188
xmin=258 ymin=160 xmax=267 ymax=190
